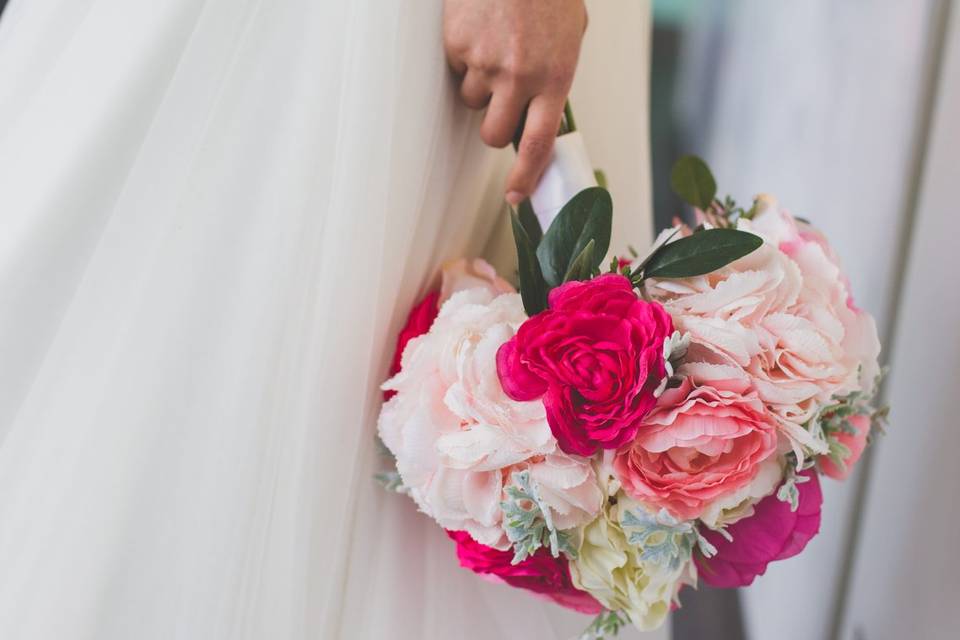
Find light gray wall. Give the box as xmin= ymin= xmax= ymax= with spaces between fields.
xmin=676 ymin=1 xmax=944 ymax=638
xmin=838 ymin=3 xmax=960 ymax=638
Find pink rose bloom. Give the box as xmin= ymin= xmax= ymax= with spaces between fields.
xmin=612 ymin=371 xmax=779 ymax=521
xmin=820 ymin=414 xmax=871 ymax=480
xmin=447 ymin=530 xmax=604 ymax=614
xmin=497 ymin=274 xmax=673 ymax=456
xmin=695 ymin=469 xmax=822 ymax=588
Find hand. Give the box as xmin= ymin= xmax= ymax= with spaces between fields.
xmin=443 ymin=0 xmax=588 ymax=205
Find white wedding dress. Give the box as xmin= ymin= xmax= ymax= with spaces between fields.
xmin=0 ymin=1 xmax=660 ymax=638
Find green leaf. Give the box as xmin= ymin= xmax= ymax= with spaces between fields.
xmin=563 ymin=239 xmax=596 ymax=282
xmin=510 ymin=211 xmax=548 ymax=315
xmin=641 ymin=228 xmax=763 ymax=279
xmin=536 ymin=187 xmax=612 ymax=287
xmin=517 ymin=199 xmax=542 ymax=247
xmin=670 ymin=155 xmax=717 ymax=210
xmin=630 ymin=227 xmax=681 ymax=281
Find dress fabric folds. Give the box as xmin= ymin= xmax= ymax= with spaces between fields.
xmin=0 ymin=0 xmax=659 ymax=638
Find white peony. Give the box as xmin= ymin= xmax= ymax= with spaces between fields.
xmin=379 ymin=287 xmax=600 ymax=547
xmin=648 ymin=206 xmax=880 ymax=459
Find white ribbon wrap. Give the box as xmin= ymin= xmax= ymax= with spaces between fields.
xmin=528 ymin=130 xmax=597 ymax=230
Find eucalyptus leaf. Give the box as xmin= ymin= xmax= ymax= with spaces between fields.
xmin=641 ymin=228 xmax=762 ymax=279
xmin=670 ymin=155 xmax=717 ymax=210
xmin=536 ymin=187 xmax=612 ymax=287
xmin=563 ymin=238 xmax=595 ymax=282
xmin=510 ymin=211 xmax=548 ymax=315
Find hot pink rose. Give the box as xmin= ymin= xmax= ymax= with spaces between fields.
xmin=447 ymin=530 xmax=603 ymax=614
xmin=612 ymin=372 xmax=779 ymax=520
xmin=497 ymin=274 xmax=673 ymax=456
xmin=695 ymin=470 xmax=822 ymax=588
xmin=820 ymin=414 xmax=871 ymax=480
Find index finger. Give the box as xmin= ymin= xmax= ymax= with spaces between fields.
xmin=505 ymin=94 xmax=565 ymax=205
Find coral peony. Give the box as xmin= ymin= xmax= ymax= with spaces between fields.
xmin=447 ymin=530 xmax=603 ymax=614
xmin=695 ymin=469 xmax=822 ymax=587
xmin=497 ymin=274 xmax=673 ymax=456
xmin=613 ymin=370 xmax=779 ymax=521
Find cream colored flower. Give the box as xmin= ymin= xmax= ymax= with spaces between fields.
xmin=568 ymin=494 xmax=687 ymax=632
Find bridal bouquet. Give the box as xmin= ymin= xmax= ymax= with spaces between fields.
xmin=377 ymin=137 xmax=885 ymax=636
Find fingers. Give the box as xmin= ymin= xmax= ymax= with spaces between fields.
xmin=480 ymin=88 xmax=528 ymax=148
xmin=505 ymin=94 xmax=565 ymax=205
xmin=459 ymin=69 xmax=491 ymax=110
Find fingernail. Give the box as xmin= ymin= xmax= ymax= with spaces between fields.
xmin=506 ymin=191 xmax=524 ymax=206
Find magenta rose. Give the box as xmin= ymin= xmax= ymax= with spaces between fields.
xmin=447 ymin=530 xmax=603 ymax=614
xmin=695 ymin=470 xmax=822 ymax=588
xmin=496 ymin=274 xmax=673 ymax=456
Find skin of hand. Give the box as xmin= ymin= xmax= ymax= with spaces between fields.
xmin=443 ymin=0 xmax=588 ymax=205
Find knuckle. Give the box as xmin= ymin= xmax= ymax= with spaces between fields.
xmin=467 ymin=48 xmax=499 ymax=75
xmin=502 ymin=51 xmax=538 ymax=83
xmin=520 ymin=133 xmax=553 ymax=157
xmin=442 ymin=32 xmax=470 ymax=62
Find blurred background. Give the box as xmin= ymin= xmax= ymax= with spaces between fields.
xmin=650 ymin=1 xmax=960 ymax=639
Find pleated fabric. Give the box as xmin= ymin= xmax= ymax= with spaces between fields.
xmin=0 ymin=1 xmax=659 ymax=638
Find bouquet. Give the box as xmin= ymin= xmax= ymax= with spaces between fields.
xmin=376 ymin=120 xmax=885 ymax=637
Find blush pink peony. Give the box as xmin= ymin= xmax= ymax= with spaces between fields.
xmin=749 ymin=200 xmax=881 ymax=403
xmin=447 ymin=530 xmax=604 ymax=614
xmin=380 ymin=283 xmax=601 ymax=548
xmin=385 ymin=259 xmax=513 ymax=401
xmin=649 ymin=207 xmax=881 ymax=455
xmin=497 ymin=274 xmax=673 ymax=456
xmin=695 ymin=469 xmax=822 ymax=588
xmin=612 ymin=369 xmax=779 ymax=521
xmin=384 ymin=291 xmax=440 ymax=401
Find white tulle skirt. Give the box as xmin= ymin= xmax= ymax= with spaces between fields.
xmin=0 ymin=0 xmax=660 ymax=638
